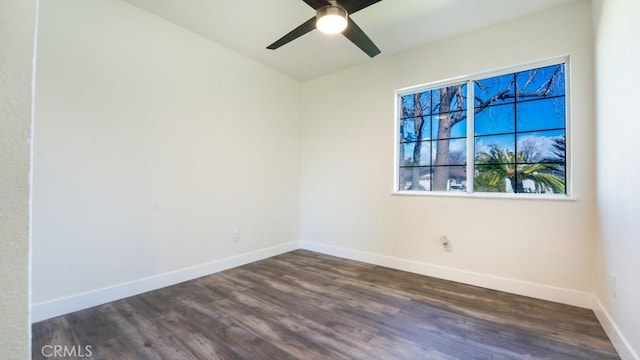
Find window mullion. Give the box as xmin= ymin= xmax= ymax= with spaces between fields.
xmin=466 ymin=80 xmax=475 ymax=193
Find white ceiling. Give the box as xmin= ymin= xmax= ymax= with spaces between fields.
xmin=121 ymin=0 xmax=574 ymax=81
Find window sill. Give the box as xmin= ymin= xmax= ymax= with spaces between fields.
xmin=392 ymin=190 xmax=576 ymax=201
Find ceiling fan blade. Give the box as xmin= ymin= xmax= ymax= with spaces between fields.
xmin=267 ymin=17 xmax=317 ymax=50
xmin=342 ymin=18 xmax=381 ymax=57
xmin=302 ymin=0 xmax=331 ymax=10
xmin=340 ymin=0 xmax=382 ymax=14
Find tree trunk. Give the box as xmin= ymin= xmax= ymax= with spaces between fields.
xmin=433 ymin=88 xmax=454 ymax=190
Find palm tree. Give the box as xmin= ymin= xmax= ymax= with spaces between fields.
xmin=475 ymin=145 xmax=565 ymax=193
xmin=541 ymin=135 xmax=566 ymax=173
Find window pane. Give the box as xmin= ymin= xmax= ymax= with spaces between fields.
xmin=474 ymin=73 xmax=515 ymax=107
xmin=516 ymin=164 xmax=565 ymax=194
xmin=517 ymin=98 xmax=565 ymax=132
xmin=475 ymin=134 xmax=515 ymax=162
xmin=419 ymin=117 xmax=433 ymax=141
xmin=433 ymin=83 xmax=467 ymax=114
xmin=432 ymin=139 xmax=467 ymax=165
xmin=448 ymin=171 xmax=467 ymax=192
xmin=432 ymin=166 xmax=467 ymax=192
xmin=400 ymin=117 xmax=433 ymax=142
xmin=400 ymin=141 xmax=431 ymax=166
xmin=399 ymin=118 xmax=415 ymax=142
xmin=400 ymin=143 xmax=414 ymax=166
xmin=474 ymin=164 xmax=514 ymax=193
xmin=516 ymin=64 xmax=565 ymax=100
xmin=452 ymin=83 xmax=467 ymax=111
xmin=401 ymin=91 xmax=431 ymax=117
xmin=399 ymin=167 xmax=431 ymax=191
xmin=516 ymin=130 xmax=565 ymax=163
xmin=432 ymin=113 xmax=466 ymax=139
xmin=474 ymin=103 xmax=515 ymax=136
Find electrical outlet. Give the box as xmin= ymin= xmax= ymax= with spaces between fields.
xmin=610 ymin=273 xmax=616 ymax=298
xmin=440 ymin=236 xmax=450 ymax=251
xmin=231 ymin=228 xmax=240 ymax=243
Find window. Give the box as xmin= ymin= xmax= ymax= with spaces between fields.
xmin=395 ymin=59 xmax=568 ymax=197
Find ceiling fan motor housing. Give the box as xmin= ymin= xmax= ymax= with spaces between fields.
xmin=316 ymin=3 xmax=349 ymax=34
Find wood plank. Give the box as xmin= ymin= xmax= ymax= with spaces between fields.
xmin=32 ymin=250 xmax=620 ymax=359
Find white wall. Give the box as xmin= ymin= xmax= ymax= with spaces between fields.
xmin=32 ymin=0 xmax=300 ymax=319
xmin=300 ymin=1 xmax=596 ymax=305
xmin=0 ymin=0 xmax=36 ymax=358
xmin=593 ymin=0 xmax=640 ymax=358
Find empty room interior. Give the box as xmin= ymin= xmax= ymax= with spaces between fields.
xmin=2 ymin=0 xmax=640 ymax=359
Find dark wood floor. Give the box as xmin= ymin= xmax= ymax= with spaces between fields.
xmin=32 ymin=250 xmax=619 ymax=360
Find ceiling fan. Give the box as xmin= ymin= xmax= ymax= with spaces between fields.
xmin=266 ymin=0 xmax=383 ymax=58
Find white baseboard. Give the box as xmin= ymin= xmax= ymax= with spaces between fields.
xmin=592 ymin=296 xmax=639 ymax=360
xmin=301 ymin=240 xmax=593 ymax=309
xmin=31 ymin=241 xmax=299 ymax=323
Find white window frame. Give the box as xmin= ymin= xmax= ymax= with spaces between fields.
xmin=393 ymin=56 xmax=573 ymax=200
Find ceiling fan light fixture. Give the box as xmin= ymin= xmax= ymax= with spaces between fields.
xmin=316 ymin=5 xmax=348 ymax=35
